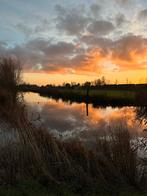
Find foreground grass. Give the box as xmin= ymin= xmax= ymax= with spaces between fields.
xmin=0 ymin=181 xmax=147 ymax=196
xmin=0 ymin=181 xmax=99 ymax=196
xmin=0 ymin=103 xmax=146 ymax=195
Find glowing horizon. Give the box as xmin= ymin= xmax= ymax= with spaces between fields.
xmin=23 ymin=68 xmax=147 ymax=85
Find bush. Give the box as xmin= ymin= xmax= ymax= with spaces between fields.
xmin=0 ymin=57 xmax=22 ymax=104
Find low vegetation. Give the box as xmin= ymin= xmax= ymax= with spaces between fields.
xmin=20 ymin=83 xmax=147 ymax=106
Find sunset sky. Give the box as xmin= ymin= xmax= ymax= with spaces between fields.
xmin=0 ymin=0 xmax=147 ymax=85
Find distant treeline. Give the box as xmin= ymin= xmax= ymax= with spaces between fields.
xmin=19 ymin=83 xmax=147 ymax=107
xmin=19 ymin=83 xmax=147 ymax=92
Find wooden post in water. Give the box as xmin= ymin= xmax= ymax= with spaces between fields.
xmin=86 ymin=102 xmax=89 ymax=116
xmin=86 ymin=86 xmax=89 ymax=116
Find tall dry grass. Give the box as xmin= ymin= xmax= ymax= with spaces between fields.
xmin=0 ymin=57 xmax=22 ymax=105
xmin=0 ymin=108 xmax=145 ymax=192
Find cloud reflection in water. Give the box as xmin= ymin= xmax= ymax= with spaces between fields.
xmin=24 ymin=92 xmax=144 ymax=140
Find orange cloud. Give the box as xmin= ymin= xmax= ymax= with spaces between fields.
xmin=73 ymin=48 xmax=104 ymax=74
xmin=110 ymin=48 xmax=147 ymax=70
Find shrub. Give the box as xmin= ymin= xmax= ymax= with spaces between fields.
xmin=0 ymin=57 xmax=22 ymax=104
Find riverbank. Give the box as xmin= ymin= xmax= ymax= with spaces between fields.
xmin=19 ymin=84 xmax=147 ymax=106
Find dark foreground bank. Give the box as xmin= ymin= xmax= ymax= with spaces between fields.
xmin=0 ymin=180 xmax=147 ymax=196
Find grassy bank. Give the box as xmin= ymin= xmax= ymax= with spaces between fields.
xmin=20 ymin=84 xmax=147 ymax=106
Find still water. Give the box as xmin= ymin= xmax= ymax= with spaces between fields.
xmin=24 ymin=92 xmax=146 ymax=140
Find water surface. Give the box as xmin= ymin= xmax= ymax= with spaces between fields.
xmin=24 ymin=92 xmax=146 ymax=140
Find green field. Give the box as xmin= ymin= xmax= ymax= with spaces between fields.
xmin=48 ymin=88 xmax=138 ymax=102
xmin=78 ymin=89 xmax=136 ymax=100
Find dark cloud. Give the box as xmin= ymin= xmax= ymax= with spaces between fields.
xmin=15 ymin=18 xmax=51 ymax=38
xmin=80 ymin=35 xmax=112 ymax=47
xmin=13 ymin=1 xmax=133 ymax=42
xmin=90 ymin=3 xmax=101 ymax=17
xmin=110 ymin=34 xmax=147 ymax=70
xmin=81 ymin=33 xmax=147 ymax=64
xmin=112 ymin=34 xmax=147 ymax=60
xmin=70 ymin=54 xmax=88 ymax=67
xmin=115 ymin=13 xmax=127 ymax=27
xmin=54 ymin=4 xmax=66 ymax=16
xmin=55 ymin=4 xmax=90 ymax=35
xmin=0 ymin=41 xmax=7 ymax=55
xmin=79 ymin=33 xmax=147 ymax=70
xmin=25 ymin=39 xmax=50 ymax=51
xmin=138 ymin=9 xmax=147 ymax=20
xmin=15 ymin=23 xmax=33 ymax=36
xmin=114 ymin=0 xmax=130 ymax=5
xmin=80 ymin=35 xmax=112 ymax=55
xmin=0 ymin=38 xmax=80 ymax=73
xmin=34 ymin=19 xmax=51 ymax=34
xmin=87 ymin=20 xmax=115 ymax=36
xmin=0 ymin=33 xmax=147 ymax=74
xmin=43 ymin=42 xmax=75 ymax=56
